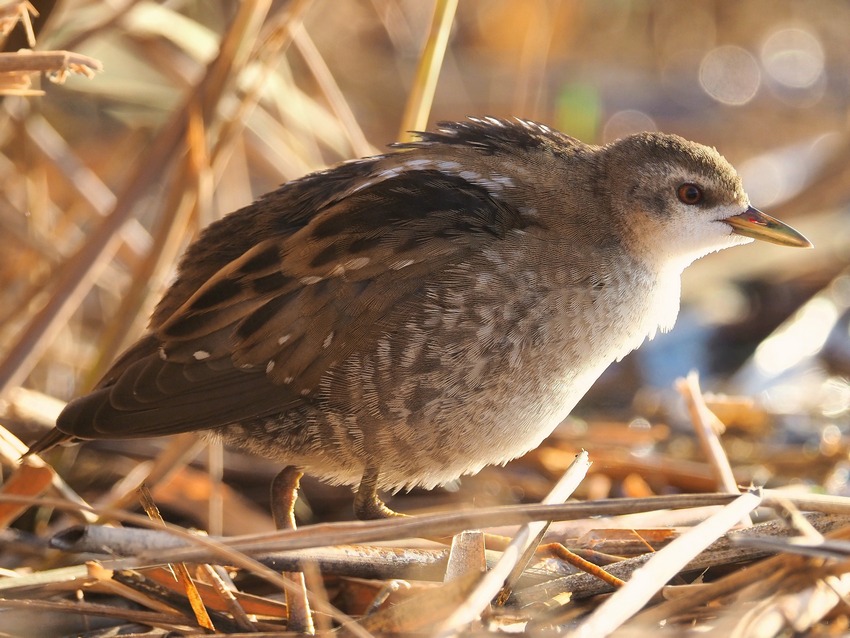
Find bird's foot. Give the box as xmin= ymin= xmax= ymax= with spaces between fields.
xmin=354 ymin=468 xmax=409 ymax=519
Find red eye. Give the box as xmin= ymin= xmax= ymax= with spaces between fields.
xmin=677 ymin=183 xmax=703 ymax=205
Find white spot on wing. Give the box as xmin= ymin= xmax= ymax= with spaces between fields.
xmin=266 ymin=360 xmax=275 ymax=373
xmin=405 ymin=159 xmax=432 ymax=167
xmin=323 ymin=332 xmax=335 ymax=348
xmin=278 ymin=334 xmax=291 ymax=345
xmin=300 ymin=275 xmax=323 ymax=285
xmin=193 ymin=350 xmax=210 ymax=360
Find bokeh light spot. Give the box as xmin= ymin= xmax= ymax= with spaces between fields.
xmin=761 ymin=27 xmax=824 ymax=89
xmin=699 ymin=45 xmax=761 ymax=105
xmin=602 ymin=110 xmax=657 ymax=143
xmin=754 ymin=297 xmax=837 ymax=376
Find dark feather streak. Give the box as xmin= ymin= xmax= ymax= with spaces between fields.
xmin=190 ymin=278 xmax=243 ymax=311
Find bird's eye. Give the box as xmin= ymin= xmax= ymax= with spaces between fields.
xmin=677 ymin=183 xmax=703 ymax=205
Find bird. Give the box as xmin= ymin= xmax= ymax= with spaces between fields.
xmin=28 ymin=117 xmax=811 ymax=524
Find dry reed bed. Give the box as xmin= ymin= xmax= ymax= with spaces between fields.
xmin=1 ymin=1 xmax=849 ymax=635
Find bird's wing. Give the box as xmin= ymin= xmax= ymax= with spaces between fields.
xmin=57 ymin=169 xmax=528 ymax=440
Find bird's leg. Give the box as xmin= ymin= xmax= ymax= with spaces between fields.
xmin=270 ymin=465 xmax=304 ymax=530
xmin=270 ymin=466 xmax=315 ymax=634
xmin=354 ymin=468 xmax=408 ymax=519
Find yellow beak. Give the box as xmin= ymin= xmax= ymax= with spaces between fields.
xmin=724 ymin=206 xmax=812 ymax=248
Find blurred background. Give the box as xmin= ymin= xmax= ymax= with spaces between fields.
xmin=1 ymin=0 xmax=849 ymax=528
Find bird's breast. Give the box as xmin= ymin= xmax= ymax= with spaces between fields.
xmin=301 ymin=238 xmax=678 ymax=489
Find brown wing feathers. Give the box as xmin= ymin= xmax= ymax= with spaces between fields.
xmin=49 ymin=163 xmax=526 ymax=443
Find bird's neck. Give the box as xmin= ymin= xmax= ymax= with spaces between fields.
xmin=649 ymin=261 xmax=684 ymax=336
xmin=606 ymin=252 xmax=684 ymax=356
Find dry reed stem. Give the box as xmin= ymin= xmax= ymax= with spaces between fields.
xmin=94 ymin=433 xmax=205 ymax=513
xmin=444 ymin=530 xmax=486 ymax=584
xmin=11 ymin=489 xmax=850 ymax=563
xmin=635 ymin=516 xmax=850 ymax=629
xmin=677 ymin=371 xmax=741 ymax=497
xmin=292 ymin=24 xmax=374 ymax=157
xmin=435 ymin=451 xmax=591 ymax=635
xmin=397 ymin=0 xmax=458 ymax=140
xmin=138 ymin=484 xmax=215 ymax=631
xmin=0 ymin=423 xmax=97 ymax=524
xmin=0 ymin=597 xmax=198 ymax=633
xmin=0 ymin=50 xmax=101 ymax=76
xmin=0 ymin=1 xmax=37 ymax=47
xmin=572 ymin=490 xmax=762 ymax=637
xmin=0 ymin=0 xmax=270 ymax=399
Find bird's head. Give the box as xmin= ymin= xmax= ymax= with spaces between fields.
xmin=601 ymin=132 xmax=811 ymax=271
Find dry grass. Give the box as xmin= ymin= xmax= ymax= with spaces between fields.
xmin=1 ymin=1 xmax=850 ymax=635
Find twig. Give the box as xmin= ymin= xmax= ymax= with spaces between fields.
xmin=0 ymin=50 xmax=102 ymax=77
